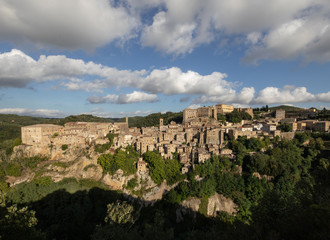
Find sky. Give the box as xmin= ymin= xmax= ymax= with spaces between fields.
xmin=0 ymin=0 xmax=329 ymax=118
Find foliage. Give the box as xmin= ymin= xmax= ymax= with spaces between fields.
xmin=57 ymin=114 xmax=114 ymax=125
xmin=226 ymin=111 xmax=252 ymax=123
xmin=94 ymin=143 xmax=111 ymax=153
xmin=125 ymin=178 xmax=138 ymax=190
xmin=33 ymin=176 xmax=53 ymax=187
xmin=278 ymin=123 xmax=292 ymax=132
xmin=22 ymin=156 xmax=48 ymax=169
xmin=164 ymin=158 xmax=183 ymax=185
xmin=143 ymin=151 xmax=165 ymax=185
xmin=97 ymin=145 xmax=138 ymax=175
xmin=0 ymin=190 xmax=44 ymax=239
xmin=199 ymin=196 xmax=209 ymax=216
xmin=53 ymin=161 xmax=68 ymax=168
xmin=122 ymin=111 xmax=183 ymax=128
xmin=61 ymin=144 xmax=68 ymax=151
xmin=106 ymin=132 xmax=117 ymax=146
xmin=5 ymin=162 xmax=21 ymax=177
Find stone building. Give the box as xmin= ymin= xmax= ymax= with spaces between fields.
xmin=21 ymin=124 xmax=62 ymax=146
xmin=216 ymin=104 xmax=234 ymax=115
xmin=206 ymin=128 xmax=223 ymax=145
xmin=137 ymin=158 xmax=147 ymax=172
xmin=275 ymin=109 xmax=286 ymax=120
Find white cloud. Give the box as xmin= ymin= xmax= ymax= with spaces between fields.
xmin=253 ymin=86 xmax=316 ymax=104
xmin=317 ymin=91 xmax=330 ymax=102
xmin=0 ymin=0 xmax=138 ymax=50
xmin=139 ymin=0 xmax=330 ymax=62
xmin=0 ymin=108 xmax=65 ymax=118
xmin=140 ymin=67 xmax=230 ymax=95
xmin=0 ymin=0 xmax=329 ymax=63
xmin=87 ymin=91 xmax=158 ymax=104
xmin=243 ymin=12 xmax=330 ymax=63
xmin=1 ymin=49 xmax=329 ymax=107
xmin=0 ymin=49 xmax=233 ymax=97
xmin=193 ymin=87 xmax=255 ymax=104
xmin=187 ymin=104 xmax=200 ymax=109
xmin=0 ymin=49 xmax=143 ymax=88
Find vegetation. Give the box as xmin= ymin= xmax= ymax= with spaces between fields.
xmin=218 ymin=110 xmax=252 ymax=123
xmin=0 ymin=133 xmax=328 ymax=239
xmin=61 ymin=144 xmax=68 ymax=151
xmin=97 ymin=145 xmax=138 ymax=175
xmin=121 ymin=111 xmax=183 ymax=128
xmin=278 ymin=123 xmax=293 ymax=132
xmin=0 ymin=112 xmax=329 ymax=239
xmin=94 ymin=143 xmax=111 ymax=153
xmin=125 ymin=178 xmax=138 ymax=190
xmin=269 ymin=105 xmax=303 ymax=112
xmin=143 ymin=151 xmax=184 ymax=185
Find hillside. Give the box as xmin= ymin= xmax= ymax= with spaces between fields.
xmin=118 ymin=112 xmax=183 ymax=128
xmin=269 ymin=105 xmax=304 ymax=112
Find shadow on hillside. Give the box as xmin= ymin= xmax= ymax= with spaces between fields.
xmin=23 ymin=183 xmax=330 ymax=240
xmin=26 ymin=187 xmax=252 ymax=240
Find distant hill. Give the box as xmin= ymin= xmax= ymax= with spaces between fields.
xmin=56 ymin=114 xmax=114 ymax=125
xmin=0 ymin=111 xmax=183 ymax=144
xmin=269 ymin=105 xmax=305 ymax=112
xmin=118 ymin=112 xmax=183 ymax=128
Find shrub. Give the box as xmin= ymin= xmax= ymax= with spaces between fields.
xmin=61 ymin=144 xmax=68 ymax=151
xmin=5 ymin=163 xmax=21 ymax=177
xmin=126 ymin=178 xmax=138 ymax=190
xmin=33 ymin=176 xmax=53 ymax=187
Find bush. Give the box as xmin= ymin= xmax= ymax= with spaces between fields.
xmin=33 ymin=176 xmax=53 ymax=187
xmin=95 ymin=143 xmax=111 ymax=153
xmin=61 ymin=144 xmax=68 ymax=151
xmin=126 ymin=178 xmax=138 ymax=190
xmin=23 ymin=156 xmax=48 ymax=169
xmin=5 ymin=163 xmax=21 ymax=177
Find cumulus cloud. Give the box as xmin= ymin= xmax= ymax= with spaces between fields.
xmin=0 ymin=108 xmax=65 ymax=118
xmin=0 ymin=49 xmax=144 ymax=88
xmin=139 ymin=0 xmax=330 ymax=63
xmin=253 ymin=86 xmax=316 ymax=104
xmin=0 ymin=49 xmax=233 ymax=97
xmin=243 ymin=16 xmax=330 ymax=64
xmin=317 ymin=91 xmax=330 ymax=102
xmin=187 ymin=104 xmax=200 ymax=109
xmin=1 ymin=49 xmax=329 ymax=106
xmin=1 ymin=0 xmax=329 ymax=63
xmin=87 ymin=91 xmax=158 ymax=104
xmin=0 ymin=0 xmax=138 ymax=50
xmin=193 ymin=87 xmax=255 ymax=104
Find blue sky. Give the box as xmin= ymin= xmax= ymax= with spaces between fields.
xmin=0 ymin=0 xmax=329 ymax=118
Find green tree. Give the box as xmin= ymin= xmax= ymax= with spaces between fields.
xmin=143 ymin=151 xmax=166 ymax=185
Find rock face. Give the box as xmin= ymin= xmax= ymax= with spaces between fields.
xmin=207 ymin=193 xmax=236 ymax=216
xmin=181 ymin=197 xmax=202 ymax=212
xmin=176 ymin=194 xmax=237 ymax=222
xmin=102 ymin=169 xmax=130 ymax=190
xmin=252 ymin=172 xmax=274 ymax=181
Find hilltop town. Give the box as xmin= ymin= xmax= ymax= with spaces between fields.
xmin=19 ymin=104 xmax=329 ymax=175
